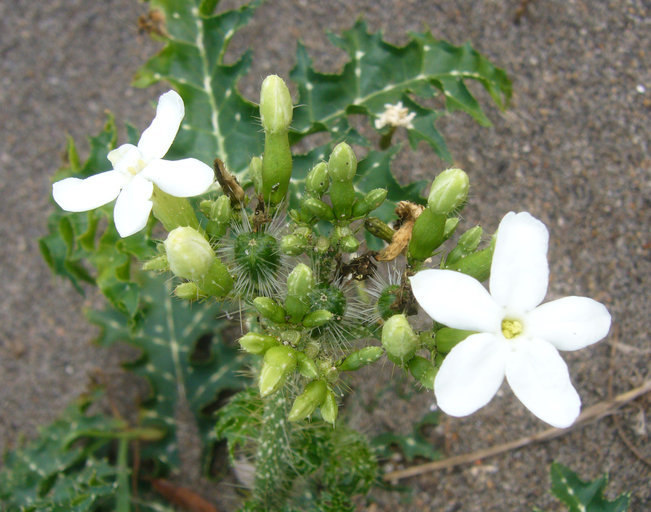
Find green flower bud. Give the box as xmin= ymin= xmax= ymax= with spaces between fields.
xmin=314 ymin=236 xmax=330 ymax=253
xmin=320 ymin=389 xmax=338 ymax=426
xmin=213 ymin=195 xmax=232 ymax=224
xmin=260 ymin=75 xmax=293 ymax=134
xmin=238 ymin=332 xmax=279 ymax=354
xmin=281 ymin=234 xmax=307 ymax=256
xmin=443 ymin=217 xmax=459 ymax=241
xmin=285 ymin=264 xmax=314 ymax=322
xmin=280 ymin=329 xmax=301 ymax=346
xmin=408 ymin=209 xmax=446 ymax=261
xmin=288 ymin=380 xmax=327 ymax=422
xmin=259 ymin=345 xmax=297 ymax=397
xmin=302 ymin=309 xmax=334 ymax=328
xmin=381 ymin=314 xmax=419 ymax=365
xmin=435 ymin=327 xmax=475 ymax=354
xmin=302 ymin=197 xmax=334 ymax=221
xmin=338 ymin=346 xmax=384 ymax=371
xmin=165 ymin=227 xmax=215 ymax=281
xmin=407 ymin=355 xmax=438 ymax=389
xmin=443 ymin=237 xmax=495 ymax=282
xmin=427 ymin=168 xmax=469 ymax=214
xmin=249 ymin=155 xmax=263 ymax=195
xmin=328 ymin=142 xmax=357 ymax=182
xmin=287 ymin=263 xmax=314 ymax=297
xmin=305 ymin=162 xmax=330 ymax=197
xmin=174 ymin=282 xmax=203 ymax=301
xmin=339 ymin=235 xmax=360 ymax=253
xmin=296 ymin=352 xmax=319 ymax=379
xmin=253 ymin=297 xmax=287 ymax=324
xmin=445 ymin=226 xmax=483 ymax=265
xmin=142 ymin=254 xmax=168 ymax=272
xmin=304 ymin=340 xmax=320 ymax=359
xmin=364 ymin=217 xmax=394 ymax=243
xmin=260 ymin=75 xmax=293 ymax=204
xmin=352 ymin=188 xmax=388 ymax=218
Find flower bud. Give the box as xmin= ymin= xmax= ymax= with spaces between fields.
xmin=407 ymin=355 xmax=437 ymax=389
xmin=259 ymin=345 xmax=297 ymax=397
xmin=320 ymin=389 xmax=338 ymax=425
xmin=427 ymin=168 xmax=469 ymax=214
xmin=376 ymin=284 xmax=400 ymax=320
xmin=338 ymin=346 xmax=383 ymax=371
xmin=238 ymin=332 xmax=279 ymax=354
xmin=443 ymin=238 xmax=494 ymax=282
xmin=445 ymin=225 xmax=483 ymax=265
xmin=364 ymin=217 xmax=394 ymax=243
xmin=302 ymin=309 xmax=334 ymax=328
xmin=339 ymin=235 xmax=360 ymax=254
xmin=381 ymin=314 xmax=419 ymax=365
xmin=435 ymin=327 xmax=474 ymax=354
xmin=302 ymin=197 xmax=334 ymax=221
xmin=259 ymin=75 xmax=293 ymax=134
xmin=443 ymin=217 xmax=459 ymax=241
xmin=408 ymin=208 xmax=446 ymax=261
xmin=288 ymin=380 xmax=327 ymax=422
xmin=285 ymin=264 xmax=314 ymax=322
xmin=352 ymin=188 xmax=388 ymax=218
xmin=328 ymin=142 xmax=357 ymax=182
xmin=165 ymin=227 xmax=215 ymax=281
xmin=253 ymin=297 xmax=287 ymax=324
xmin=305 ymin=162 xmax=330 ymax=197
xmin=174 ymin=282 xmax=203 ymax=301
xmin=297 ymin=352 xmax=319 ymax=379
xmin=280 ymin=234 xmax=307 ymax=256
xmin=314 ymin=236 xmax=330 ymax=253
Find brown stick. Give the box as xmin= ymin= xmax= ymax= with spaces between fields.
xmin=383 ymin=380 xmax=651 ymax=481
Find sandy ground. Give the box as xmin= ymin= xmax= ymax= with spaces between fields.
xmin=1 ymin=0 xmax=649 ymax=510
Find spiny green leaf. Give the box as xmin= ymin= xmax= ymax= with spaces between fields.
xmin=290 ymin=20 xmax=511 ymax=161
xmin=0 ymin=392 xmax=122 ymax=511
xmin=550 ymin=462 xmax=630 ymax=512
xmin=88 ymin=272 xmax=246 ymax=473
xmin=134 ymin=0 xmax=264 ymax=175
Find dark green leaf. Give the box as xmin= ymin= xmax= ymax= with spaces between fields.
xmin=550 ymin=462 xmax=630 ymax=512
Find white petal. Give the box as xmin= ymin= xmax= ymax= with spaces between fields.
xmin=526 ymin=297 xmax=611 ymax=351
xmin=434 ymin=333 xmax=507 ymax=417
xmin=505 ymin=338 xmax=580 ymax=428
xmin=410 ymin=269 xmax=502 ymax=332
xmin=490 ymin=212 xmax=550 ymax=313
xmin=113 ymin=175 xmax=153 ymax=237
xmin=140 ymin=158 xmax=214 ymax=197
xmin=137 ymin=90 xmax=185 ymax=162
xmin=52 ymin=170 xmax=126 ymax=212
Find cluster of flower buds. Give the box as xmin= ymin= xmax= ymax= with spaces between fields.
xmin=52 ymin=75 xmax=610 ymax=431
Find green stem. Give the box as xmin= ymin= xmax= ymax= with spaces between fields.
xmin=116 ymin=437 xmax=130 ymax=512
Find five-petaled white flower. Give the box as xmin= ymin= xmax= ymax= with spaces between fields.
xmin=410 ymin=212 xmax=611 ymax=428
xmin=52 ymin=90 xmax=214 ymax=237
xmin=374 ymin=101 xmax=416 ymax=130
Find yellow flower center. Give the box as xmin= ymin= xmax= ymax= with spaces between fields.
xmin=501 ymin=318 xmax=523 ymax=339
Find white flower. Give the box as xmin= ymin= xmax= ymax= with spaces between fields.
xmin=409 ymin=212 xmax=611 ymax=428
xmin=374 ymin=101 xmax=416 ymax=130
xmin=52 ymin=91 xmax=214 ymax=237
